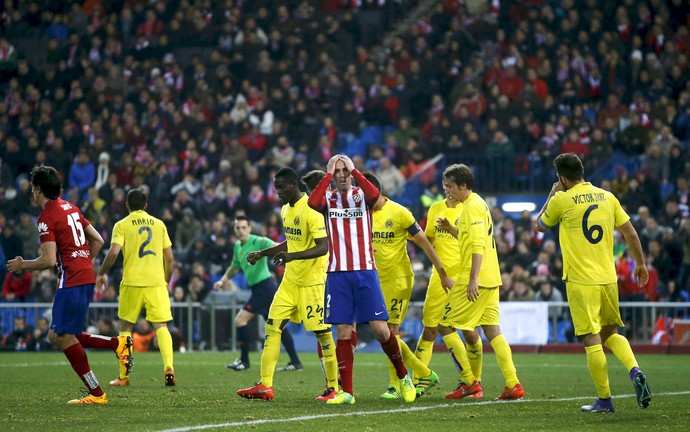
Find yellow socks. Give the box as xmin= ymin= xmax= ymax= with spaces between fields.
xmin=466 ymin=339 xmax=483 ymax=383
xmin=415 ymin=336 xmax=434 ymax=366
xmin=119 ymin=331 xmax=133 ymax=379
xmin=398 ymin=336 xmax=431 ymax=380
xmin=585 ymin=344 xmax=611 ymax=399
xmin=490 ymin=334 xmax=519 ymax=388
xmin=442 ymin=332 xmax=474 ymax=384
xmin=156 ymin=327 xmax=174 ymax=372
xmin=315 ymin=331 xmax=339 ymax=391
xmin=604 ymin=333 xmax=639 ymax=372
xmin=260 ymin=322 xmax=282 ymax=388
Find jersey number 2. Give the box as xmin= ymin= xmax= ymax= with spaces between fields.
xmin=67 ymin=212 xmax=85 ymax=247
xmin=138 ymin=226 xmax=156 ymax=258
xmin=582 ymin=204 xmax=603 ymax=244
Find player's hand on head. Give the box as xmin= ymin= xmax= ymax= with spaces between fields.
xmin=340 ymin=155 xmax=355 ymax=171
xmin=327 ymin=155 xmax=340 ymax=175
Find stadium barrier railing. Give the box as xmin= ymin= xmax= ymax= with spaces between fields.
xmin=1 ymin=301 xmax=688 ymax=351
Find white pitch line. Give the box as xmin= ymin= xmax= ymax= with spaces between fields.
xmin=154 ymin=390 xmax=690 ymax=432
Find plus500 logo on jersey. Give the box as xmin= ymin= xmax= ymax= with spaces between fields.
xmin=328 ymin=208 xmax=364 ymax=218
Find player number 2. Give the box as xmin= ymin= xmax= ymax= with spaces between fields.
xmin=138 ymin=226 xmax=156 ymax=258
xmin=582 ymin=204 xmax=603 ymax=244
xmin=66 ymin=212 xmax=85 ymax=247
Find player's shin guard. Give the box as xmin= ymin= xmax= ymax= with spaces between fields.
xmin=442 ymin=332 xmax=474 ymax=384
xmin=316 ymin=331 xmax=339 ymax=391
xmin=490 ymin=334 xmax=519 ymax=388
xmin=64 ymin=343 xmax=105 ymax=397
xmin=585 ymin=344 xmax=611 ymax=399
xmin=336 ymin=339 xmax=354 ymax=394
xmin=260 ymin=322 xmax=283 ymax=388
xmin=466 ymin=339 xmax=483 ymax=383
xmin=398 ymin=336 xmax=431 ymax=380
xmin=604 ymin=333 xmax=639 ymax=372
xmin=156 ymin=326 xmax=174 ymax=372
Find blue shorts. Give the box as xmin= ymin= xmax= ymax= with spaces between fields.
xmin=325 ymin=270 xmax=389 ymax=324
xmin=51 ymin=284 xmax=94 ymax=334
xmin=244 ymin=278 xmax=277 ymax=319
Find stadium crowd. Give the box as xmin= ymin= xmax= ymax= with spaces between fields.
xmin=2 ymin=0 xmax=690 ymax=347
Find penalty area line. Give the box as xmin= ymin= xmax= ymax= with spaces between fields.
xmin=153 ymin=390 xmax=690 ymax=432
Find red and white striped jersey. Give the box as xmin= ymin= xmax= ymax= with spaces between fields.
xmin=323 ymin=187 xmax=376 ymax=272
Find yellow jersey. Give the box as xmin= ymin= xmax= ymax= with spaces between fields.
xmin=539 ymin=182 xmax=629 ymax=285
xmin=425 ymin=199 xmax=463 ymax=278
xmin=455 ymin=193 xmax=501 ymax=287
xmin=281 ymin=193 xmax=328 ymax=286
xmin=371 ymin=197 xmax=419 ymax=281
xmin=111 ymin=210 xmax=172 ymax=287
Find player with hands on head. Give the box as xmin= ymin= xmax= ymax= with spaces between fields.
xmin=308 ymin=154 xmax=416 ymax=405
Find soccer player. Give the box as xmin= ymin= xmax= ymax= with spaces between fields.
xmin=413 ymin=169 xmax=466 ymax=383
xmin=214 ymin=215 xmax=302 ymax=372
xmin=536 ymin=153 xmax=652 ymax=413
xmin=308 ymin=154 xmax=416 ymax=405
xmin=7 ymin=166 xmax=132 ymax=405
xmin=96 ymin=188 xmax=177 ymax=386
xmin=437 ymin=164 xmax=524 ymax=401
xmin=363 ymin=172 xmax=453 ymax=399
xmin=237 ymin=167 xmax=339 ymax=401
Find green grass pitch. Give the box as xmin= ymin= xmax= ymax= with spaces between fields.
xmin=1 ymin=350 xmax=689 ymax=431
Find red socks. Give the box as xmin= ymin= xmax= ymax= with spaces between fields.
xmin=381 ymin=332 xmax=408 ymax=379
xmin=63 ymin=344 xmax=104 ymax=396
xmin=336 ymin=339 xmax=354 ymax=394
xmin=75 ymin=332 xmax=118 ymax=351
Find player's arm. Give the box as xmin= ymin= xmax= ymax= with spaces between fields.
xmin=410 ymin=225 xmax=454 ymax=291
xmin=7 ymin=241 xmax=57 ymax=273
xmin=215 ymin=264 xmax=239 ymax=290
xmin=535 ymin=182 xmax=564 ymax=233
xmin=84 ymin=223 xmax=105 ymax=258
xmin=246 ymin=241 xmax=287 ymax=265
xmin=618 ymin=220 xmax=649 ymax=287
xmin=307 ymin=174 xmax=331 ymax=212
xmin=273 ymin=237 xmax=328 ymax=265
xmin=349 ymin=165 xmax=383 ymax=208
xmin=163 ymin=246 xmax=174 ymax=284
xmin=97 ymin=242 xmax=122 ymax=291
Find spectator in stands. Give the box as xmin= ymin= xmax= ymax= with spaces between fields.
xmin=534 ymin=277 xmax=564 ymax=322
xmin=0 ymin=316 xmax=32 ymax=351
xmin=175 ymin=208 xmax=203 ymax=252
xmin=68 ymin=148 xmax=96 ymax=200
xmin=507 ymin=276 xmax=535 ymax=302
xmin=1 ymin=220 xmax=23 ymax=261
xmin=15 ymin=213 xmax=38 ymax=259
xmin=28 ymin=316 xmax=55 ymax=352
xmin=374 ymin=156 xmax=406 ymax=195
xmin=1 ymin=268 xmax=32 ymax=302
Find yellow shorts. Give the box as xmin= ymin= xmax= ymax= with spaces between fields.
xmin=268 ymin=279 xmax=330 ymax=332
xmin=118 ymin=284 xmax=173 ymax=324
xmin=380 ymin=275 xmax=413 ymax=325
xmin=421 ymin=271 xmax=451 ymax=328
xmin=440 ymin=283 xmax=500 ymax=330
xmin=567 ymin=281 xmax=624 ymax=336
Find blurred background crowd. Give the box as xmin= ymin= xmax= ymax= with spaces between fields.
xmin=2 ymin=0 xmax=690 ymax=349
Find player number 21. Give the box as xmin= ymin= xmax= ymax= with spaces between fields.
xmin=66 ymin=212 xmax=85 ymax=247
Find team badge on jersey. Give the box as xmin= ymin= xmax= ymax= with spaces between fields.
xmin=352 ymin=194 xmax=361 ymax=202
xmin=293 ymin=217 xmax=300 ymax=226
xmin=385 ymin=219 xmax=393 ymax=228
